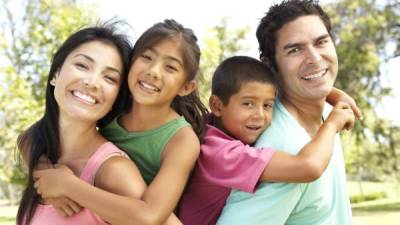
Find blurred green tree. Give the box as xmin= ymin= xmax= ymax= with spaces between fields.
xmin=197 ymin=17 xmax=249 ymax=104
xmin=325 ymin=0 xmax=400 ymax=182
xmin=0 ymin=0 xmax=96 ymax=204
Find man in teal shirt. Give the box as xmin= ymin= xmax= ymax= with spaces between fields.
xmin=216 ymin=0 xmax=353 ymax=224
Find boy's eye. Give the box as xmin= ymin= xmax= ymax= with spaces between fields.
xmin=243 ymin=102 xmax=253 ymax=107
xmin=263 ymin=103 xmax=273 ymax=110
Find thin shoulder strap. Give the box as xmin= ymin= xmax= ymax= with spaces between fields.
xmin=80 ymin=142 xmax=127 ymax=184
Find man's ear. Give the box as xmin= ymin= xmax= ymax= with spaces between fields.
xmin=260 ymin=56 xmax=272 ymax=66
xmin=209 ymin=95 xmax=224 ymax=117
xmin=178 ymin=80 xmax=197 ymax=97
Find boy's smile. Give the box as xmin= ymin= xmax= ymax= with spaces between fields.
xmin=212 ymin=81 xmax=276 ymax=145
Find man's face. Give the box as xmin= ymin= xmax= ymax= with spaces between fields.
xmin=274 ymin=15 xmax=338 ymax=101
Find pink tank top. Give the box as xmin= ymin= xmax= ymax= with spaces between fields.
xmin=30 ymin=142 xmax=128 ymax=225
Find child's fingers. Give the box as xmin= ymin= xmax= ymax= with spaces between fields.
xmin=64 ymin=197 xmax=82 ymax=214
xmin=350 ymin=104 xmax=363 ymax=121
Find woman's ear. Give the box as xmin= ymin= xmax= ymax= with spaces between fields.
xmin=178 ymin=80 xmax=197 ymax=97
xmin=209 ymin=95 xmax=223 ymax=117
xmin=50 ymin=70 xmax=60 ymax=86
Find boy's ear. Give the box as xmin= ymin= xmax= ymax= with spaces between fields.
xmin=209 ymin=95 xmax=223 ymax=117
xmin=178 ymin=80 xmax=197 ymax=97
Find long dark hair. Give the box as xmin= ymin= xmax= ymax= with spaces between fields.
xmin=16 ymin=22 xmax=132 ymax=225
xmin=129 ymin=19 xmax=208 ymax=140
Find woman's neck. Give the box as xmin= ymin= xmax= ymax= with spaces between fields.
xmin=58 ymin=117 xmax=104 ymax=159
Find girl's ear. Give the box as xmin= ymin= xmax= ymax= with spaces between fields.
xmin=178 ymin=80 xmax=197 ymax=97
xmin=209 ymin=95 xmax=223 ymax=117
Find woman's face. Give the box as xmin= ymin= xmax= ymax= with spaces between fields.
xmin=51 ymin=40 xmax=123 ymax=124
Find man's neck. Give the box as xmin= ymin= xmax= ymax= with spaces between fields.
xmin=280 ymin=93 xmax=326 ymax=138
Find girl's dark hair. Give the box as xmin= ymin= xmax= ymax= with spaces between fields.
xmin=16 ymin=22 xmax=132 ymax=225
xmin=129 ymin=19 xmax=208 ymax=140
xmin=256 ymin=0 xmax=333 ymax=70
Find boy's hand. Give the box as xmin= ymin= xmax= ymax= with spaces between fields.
xmin=326 ymin=88 xmax=363 ymax=120
xmin=325 ymin=102 xmax=355 ymax=132
xmin=44 ymin=197 xmax=82 ymax=217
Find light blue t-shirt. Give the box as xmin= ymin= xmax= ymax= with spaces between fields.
xmin=216 ymin=98 xmax=352 ymax=225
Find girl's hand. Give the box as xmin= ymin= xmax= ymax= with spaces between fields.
xmin=33 ymin=165 xmax=74 ymax=199
xmin=326 ymin=87 xmax=363 ymax=120
xmin=45 ymin=197 xmax=82 ymax=217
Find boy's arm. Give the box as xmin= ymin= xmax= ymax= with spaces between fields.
xmin=327 ymin=87 xmax=363 ymax=120
xmin=198 ymin=128 xmax=275 ymax=193
xmin=260 ymin=102 xmax=355 ymax=183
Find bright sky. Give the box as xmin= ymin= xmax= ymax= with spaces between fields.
xmin=90 ymin=0 xmax=399 ymax=125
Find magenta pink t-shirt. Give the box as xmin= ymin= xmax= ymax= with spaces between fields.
xmin=179 ymin=124 xmax=275 ymax=225
xmin=29 ymin=142 xmax=127 ymax=225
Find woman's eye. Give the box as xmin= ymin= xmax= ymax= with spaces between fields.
xmin=75 ymin=63 xmax=88 ymax=69
xmin=141 ymin=54 xmax=152 ymax=61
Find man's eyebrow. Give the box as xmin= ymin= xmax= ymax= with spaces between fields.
xmin=314 ymin=34 xmax=330 ymax=43
xmin=283 ymin=33 xmax=330 ymax=50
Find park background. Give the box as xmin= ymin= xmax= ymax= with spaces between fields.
xmin=0 ymin=0 xmax=399 ymax=224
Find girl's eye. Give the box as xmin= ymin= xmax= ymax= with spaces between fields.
xmin=104 ymin=75 xmax=118 ymax=84
xmin=166 ymin=65 xmax=178 ymax=72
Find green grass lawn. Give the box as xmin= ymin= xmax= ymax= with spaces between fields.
xmin=0 ymin=216 xmax=14 ymax=225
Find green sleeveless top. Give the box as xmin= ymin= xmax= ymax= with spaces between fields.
xmin=100 ymin=116 xmax=190 ymax=185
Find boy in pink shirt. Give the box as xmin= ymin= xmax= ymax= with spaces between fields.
xmin=178 ymin=56 xmax=355 ymax=225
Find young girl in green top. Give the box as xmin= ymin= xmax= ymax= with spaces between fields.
xmin=33 ymin=19 xmax=208 ymax=225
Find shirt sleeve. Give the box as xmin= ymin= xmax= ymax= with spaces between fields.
xmin=198 ymin=134 xmax=275 ymax=193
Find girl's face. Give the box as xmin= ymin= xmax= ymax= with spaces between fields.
xmin=128 ymin=38 xmax=192 ymax=107
xmin=51 ymin=40 xmax=123 ymax=123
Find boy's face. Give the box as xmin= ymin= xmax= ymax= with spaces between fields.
xmin=212 ymin=81 xmax=276 ymax=145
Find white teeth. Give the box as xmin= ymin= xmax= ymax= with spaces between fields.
xmin=302 ymin=69 xmax=327 ymax=80
xmin=140 ymin=81 xmax=160 ymax=92
xmin=72 ymin=91 xmax=96 ymax=104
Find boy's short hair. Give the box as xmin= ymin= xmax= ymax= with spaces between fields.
xmin=211 ymin=56 xmax=277 ymax=105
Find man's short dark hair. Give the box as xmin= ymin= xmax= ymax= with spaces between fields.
xmin=212 ymin=56 xmax=277 ymax=105
xmin=256 ymin=0 xmax=333 ymax=70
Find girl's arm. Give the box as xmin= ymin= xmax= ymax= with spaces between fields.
xmin=140 ymin=126 xmax=200 ymax=224
xmin=34 ymin=155 xmax=183 ymax=225
xmin=326 ymin=87 xmax=363 ymax=120
xmin=260 ymin=101 xmax=355 ymax=182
